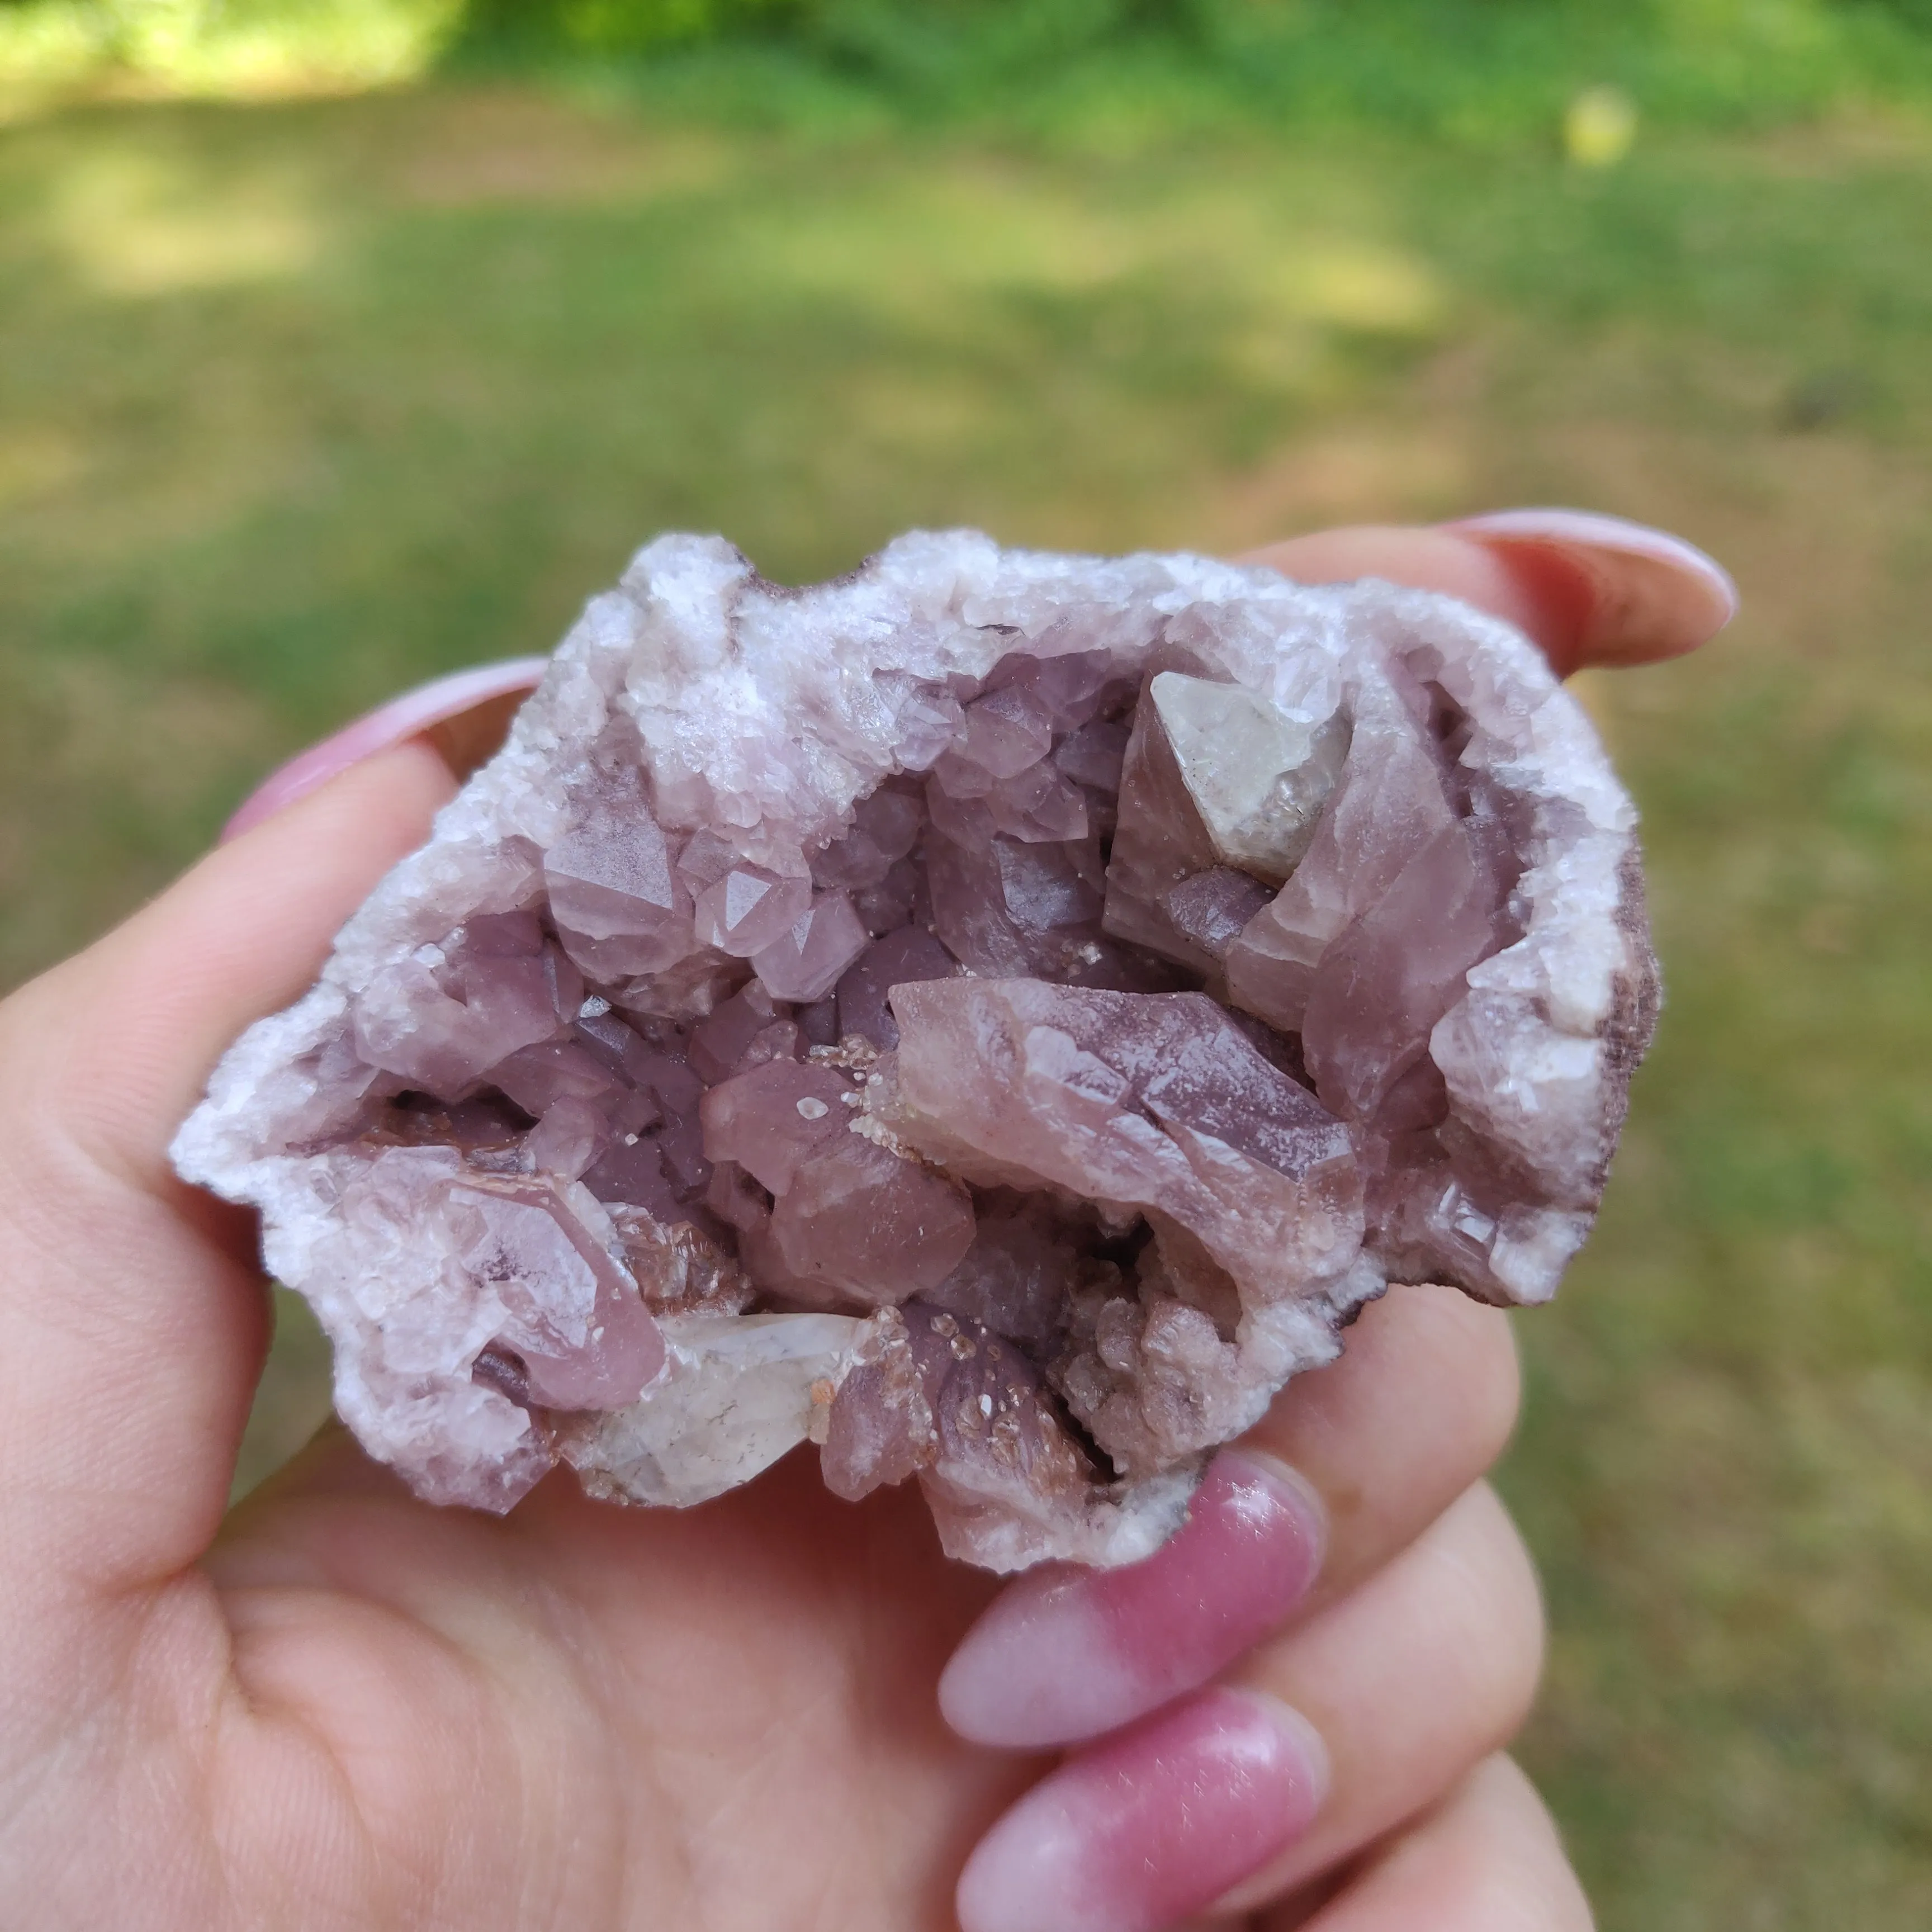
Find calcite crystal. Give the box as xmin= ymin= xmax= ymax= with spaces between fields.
xmin=173 ymin=533 xmax=1659 ymax=1570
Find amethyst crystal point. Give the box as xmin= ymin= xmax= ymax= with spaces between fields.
xmin=173 ymin=531 xmax=1658 ymax=1568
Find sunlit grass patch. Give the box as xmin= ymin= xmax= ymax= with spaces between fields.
xmin=44 ymin=139 xmax=323 ymax=291
xmin=0 ymin=0 xmax=462 ymax=116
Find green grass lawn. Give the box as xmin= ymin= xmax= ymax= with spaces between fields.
xmin=1 ymin=79 xmax=1928 ymax=1928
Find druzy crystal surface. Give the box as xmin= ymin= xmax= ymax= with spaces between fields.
xmin=173 ymin=533 xmax=1658 ymax=1570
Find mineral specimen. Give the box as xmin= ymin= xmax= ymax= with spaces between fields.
xmin=172 ymin=532 xmax=1659 ymax=1570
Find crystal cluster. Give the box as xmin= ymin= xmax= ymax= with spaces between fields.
xmin=173 ymin=533 xmax=1658 ymax=1570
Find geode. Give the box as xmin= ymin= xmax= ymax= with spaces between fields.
xmin=173 ymin=533 xmax=1658 ymax=1571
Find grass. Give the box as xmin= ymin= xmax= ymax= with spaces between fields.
xmin=1 ymin=75 xmax=1928 ymax=1929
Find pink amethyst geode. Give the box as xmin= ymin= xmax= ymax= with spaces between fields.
xmin=173 ymin=533 xmax=1658 ymax=1571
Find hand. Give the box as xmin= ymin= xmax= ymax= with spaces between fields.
xmin=0 ymin=513 xmax=1731 ymax=1930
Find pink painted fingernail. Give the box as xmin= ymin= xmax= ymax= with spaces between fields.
xmin=221 ymin=658 xmax=549 ymax=843
xmin=940 ymin=1449 xmax=1324 ymax=1749
xmin=1441 ymin=506 xmax=1737 ymax=670
xmin=956 ymin=1687 xmax=1326 ymax=1932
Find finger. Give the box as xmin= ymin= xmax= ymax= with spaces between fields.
xmin=956 ymin=1685 xmax=1327 ymax=1932
xmin=955 ymin=1483 xmax=1542 ymax=1932
xmin=0 ymin=741 xmax=456 ymax=1608
xmin=1215 ymin=1481 xmax=1545 ymax=1914
xmin=1258 ymin=1756 xmax=1592 ymax=1932
xmin=222 ymin=657 xmax=546 ymax=841
xmin=940 ymin=1283 xmax=1518 ymax=1747
xmin=1238 ymin=510 xmax=1736 ymax=678
xmin=1246 ymin=1285 xmax=1519 ymax=1623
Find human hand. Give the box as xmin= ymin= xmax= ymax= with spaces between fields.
xmin=0 ymin=511 xmax=1730 ymax=1930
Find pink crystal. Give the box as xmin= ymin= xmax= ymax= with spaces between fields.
xmin=1163 ymin=866 xmax=1276 ymax=962
xmin=1053 ymin=717 xmax=1129 ymax=791
xmin=809 ymin=784 xmax=924 ymax=889
xmin=770 ymin=1134 xmax=977 ymax=1306
xmin=580 ymin=1135 xmax=681 ymax=1223
xmin=887 ymin=979 xmax=1362 ymax=1301
xmin=1224 ymin=669 xmax=1466 ymax=1036
xmin=925 ymin=1193 xmax=1091 ymax=1346
xmin=487 ymin=1038 xmax=622 ymax=1116
xmin=352 ymin=923 xmax=573 ymax=1092
xmin=546 ymin=779 xmax=694 ymax=977
xmin=1300 ymin=818 xmax=1502 ymax=1123
xmin=524 ymin=1095 xmax=608 ymax=1181
xmin=835 ymin=925 xmax=956 ymax=1049
xmin=451 ymin=1177 xmax=665 ymax=1410
xmin=693 ymin=864 xmax=813 ymax=957
xmin=688 ymin=979 xmax=784 ymax=1082
xmin=699 ymin=1060 xmax=855 ymax=1195
xmin=175 ymin=534 xmax=1659 ymax=1569
xmin=750 ymin=890 xmax=869 ymax=1002
xmin=822 ymin=1301 xmax=1104 ymax=1569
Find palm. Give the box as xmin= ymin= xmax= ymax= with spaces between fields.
xmin=206 ymin=1433 xmax=1012 ymax=1929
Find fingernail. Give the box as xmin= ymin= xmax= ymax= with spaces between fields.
xmin=1442 ymin=506 xmax=1737 ymax=671
xmin=940 ymin=1449 xmax=1325 ymax=1749
xmin=220 ymin=658 xmax=549 ymax=843
xmin=956 ymin=1687 xmax=1326 ymax=1932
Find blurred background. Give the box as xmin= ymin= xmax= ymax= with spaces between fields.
xmin=2 ymin=1 xmax=1929 ymax=1922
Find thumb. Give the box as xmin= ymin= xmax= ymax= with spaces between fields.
xmin=0 ymin=741 xmax=454 ymax=1611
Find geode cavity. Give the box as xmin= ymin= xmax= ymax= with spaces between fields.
xmin=173 ymin=533 xmax=1658 ymax=1571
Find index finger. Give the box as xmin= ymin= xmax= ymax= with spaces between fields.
xmin=1240 ymin=510 xmax=1736 ymax=676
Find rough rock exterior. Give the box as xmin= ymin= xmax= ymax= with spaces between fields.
xmin=173 ymin=533 xmax=1659 ymax=1571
